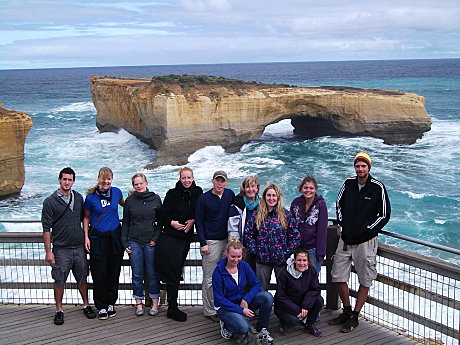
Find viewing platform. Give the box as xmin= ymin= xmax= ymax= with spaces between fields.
xmin=0 ymin=304 xmax=417 ymax=345
xmin=1 ymin=220 xmax=459 ymax=345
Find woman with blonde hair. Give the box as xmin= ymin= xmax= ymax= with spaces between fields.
xmin=121 ymin=173 xmax=162 ymax=316
xmin=245 ymin=183 xmax=300 ymax=291
xmin=156 ymin=167 xmax=202 ymax=322
xmin=212 ymin=238 xmax=274 ymax=343
xmin=83 ymin=167 xmax=125 ymax=320
xmin=227 ymin=176 xmax=260 ymax=272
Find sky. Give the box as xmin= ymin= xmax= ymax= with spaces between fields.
xmin=1 ymin=0 xmax=459 ymax=70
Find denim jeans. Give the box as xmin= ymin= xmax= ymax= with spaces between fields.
xmin=128 ymin=241 xmax=160 ymax=299
xmin=217 ymin=291 xmax=273 ymax=335
xmin=307 ymin=248 xmax=323 ymax=277
xmin=274 ymin=295 xmax=324 ymax=328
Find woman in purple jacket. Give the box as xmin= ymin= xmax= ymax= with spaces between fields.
xmin=274 ymin=247 xmax=324 ymax=337
xmin=290 ymin=175 xmax=328 ymax=276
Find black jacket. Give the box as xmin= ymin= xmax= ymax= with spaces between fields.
xmin=121 ymin=189 xmax=162 ymax=248
xmin=158 ymin=181 xmax=203 ymax=239
xmin=336 ymin=175 xmax=391 ymax=245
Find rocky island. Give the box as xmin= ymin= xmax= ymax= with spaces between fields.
xmin=90 ymin=75 xmax=431 ymax=168
xmin=0 ymin=103 xmax=32 ymax=198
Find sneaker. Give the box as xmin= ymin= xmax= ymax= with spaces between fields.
xmin=304 ymin=324 xmax=325 ymax=337
xmin=220 ymin=320 xmax=232 ymax=340
xmin=107 ymin=305 xmax=116 ymax=318
xmin=54 ymin=311 xmax=64 ymax=325
xmin=340 ymin=313 xmax=359 ymax=333
xmin=98 ymin=308 xmax=108 ymax=320
xmin=328 ymin=308 xmax=352 ymax=325
xmin=83 ymin=305 xmax=97 ymax=319
xmin=258 ymin=328 xmax=274 ymax=344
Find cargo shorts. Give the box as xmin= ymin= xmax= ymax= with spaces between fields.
xmin=331 ymin=236 xmax=378 ymax=288
xmin=51 ymin=247 xmax=89 ymax=288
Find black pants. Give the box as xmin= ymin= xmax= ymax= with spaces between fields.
xmin=90 ymin=235 xmax=123 ymax=310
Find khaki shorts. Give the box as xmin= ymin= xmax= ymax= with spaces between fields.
xmin=331 ymin=237 xmax=378 ymax=288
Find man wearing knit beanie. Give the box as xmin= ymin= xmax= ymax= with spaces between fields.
xmin=329 ymin=151 xmax=391 ymax=333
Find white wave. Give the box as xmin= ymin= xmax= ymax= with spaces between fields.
xmin=50 ymin=101 xmax=96 ymax=113
xmin=402 ymin=191 xmax=428 ymax=199
xmin=188 ymin=146 xmax=226 ymax=163
xmin=2 ymin=223 xmax=42 ymax=232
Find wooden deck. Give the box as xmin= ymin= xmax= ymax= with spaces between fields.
xmin=0 ymin=305 xmax=417 ymax=345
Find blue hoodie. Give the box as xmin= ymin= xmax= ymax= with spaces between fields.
xmin=212 ymin=258 xmax=261 ymax=314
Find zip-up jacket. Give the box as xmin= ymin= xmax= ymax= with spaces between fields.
xmin=158 ymin=181 xmax=203 ymax=239
xmin=274 ymin=256 xmax=321 ymax=315
xmin=121 ymin=189 xmax=162 ymax=248
xmin=244 ymin=209 xmax=300 ymax=265
xmin=290 ymin=194 xmax=328 ymax=261
xmin=336 ymin=174 xmax=391 ymax=245
xmin=41 ymin=190 xmax=84 ymax=248
xmin=212 ymin=258 xmax=261 ymax=314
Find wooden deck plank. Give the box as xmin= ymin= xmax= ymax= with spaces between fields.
xmin=0 ymin=305 xmax=418 ymax=345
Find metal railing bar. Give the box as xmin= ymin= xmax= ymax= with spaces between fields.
xmin=350 ymin=290 xmax=460 ymax=340
xmin=378 ymin=244 xmax=460 ymax=280
xmin=375 ymin=274 xmax=460 ymax=311
xmin=379 ymin=230 xmax=460 ymax=256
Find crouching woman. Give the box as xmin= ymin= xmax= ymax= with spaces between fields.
xmin=274 ymin=247 xmax=324 ymax=337
xmin=212 ymin=238 xmax=274 ymax=343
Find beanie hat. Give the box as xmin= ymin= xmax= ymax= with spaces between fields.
xmin=354 ymin=151 xmax=371 ymax=169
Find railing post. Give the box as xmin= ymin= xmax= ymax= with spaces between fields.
xmin=326 ymin=223 xmax=340 ymax=310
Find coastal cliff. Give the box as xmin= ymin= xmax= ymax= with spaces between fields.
xmin=90 ymin=75 xmax=431 ymax=167
xmin=0 ymin=104 xmax=32 ymax=198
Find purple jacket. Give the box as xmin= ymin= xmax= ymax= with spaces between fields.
xmin=274 ymin=257 xmax=320 ymax=314
xmin=290 ymin=195 xmax=328 ymax=261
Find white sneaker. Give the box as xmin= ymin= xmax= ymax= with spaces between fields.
xmin=98 ymin=308 xmax=108 ymax=320
xmin=259 ymin=328 xmax=274 ymax=344
xmin=220 ymin=320 xmax=233 ymax=339
xmin=107 ymin=305 xmax=116 ymax=317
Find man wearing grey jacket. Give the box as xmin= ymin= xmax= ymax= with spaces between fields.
xmin=42 ymin=167 xmax=96 ymax=325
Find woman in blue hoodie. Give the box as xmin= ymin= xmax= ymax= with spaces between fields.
xmin=290 ymin=175 xmax=328 ymax=276
xmin=212 ymin=238 xmax=274 ymax=343
xmin=274 ymin=247 xmax=324 ymax=337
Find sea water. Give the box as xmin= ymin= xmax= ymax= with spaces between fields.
xmin=0 ymin=59 xmax=459 ymax=264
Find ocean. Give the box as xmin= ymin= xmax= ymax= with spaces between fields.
xmin=1 ymin=59 xmax=459 ymax=264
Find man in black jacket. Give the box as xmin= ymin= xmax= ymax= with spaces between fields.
xmin=329 ymin=151 xmax=391 ymax=332
xmin=42 ymin=167 xmax=97 ymax=325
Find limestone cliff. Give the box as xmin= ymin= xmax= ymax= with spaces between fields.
xmin=0 ymin=103 xmax=32 ymax=198
xmin=90 ymin=76 xmax=431 ymax=168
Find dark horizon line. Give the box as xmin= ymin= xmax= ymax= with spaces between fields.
xmin=1 ymin=57 xmax=459 ymax=73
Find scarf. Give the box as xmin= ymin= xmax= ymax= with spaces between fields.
xmin=96 ymin=186 xmax=112 ymax=202
xmin=243 ymin=195 xmax=259 ymax=211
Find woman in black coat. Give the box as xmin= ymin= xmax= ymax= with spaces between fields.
xmin=156 ymin=167 xmax=203 ymax=321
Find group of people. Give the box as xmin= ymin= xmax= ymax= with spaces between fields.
xmin=42 ymin=150 xmax=391 ymax=344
